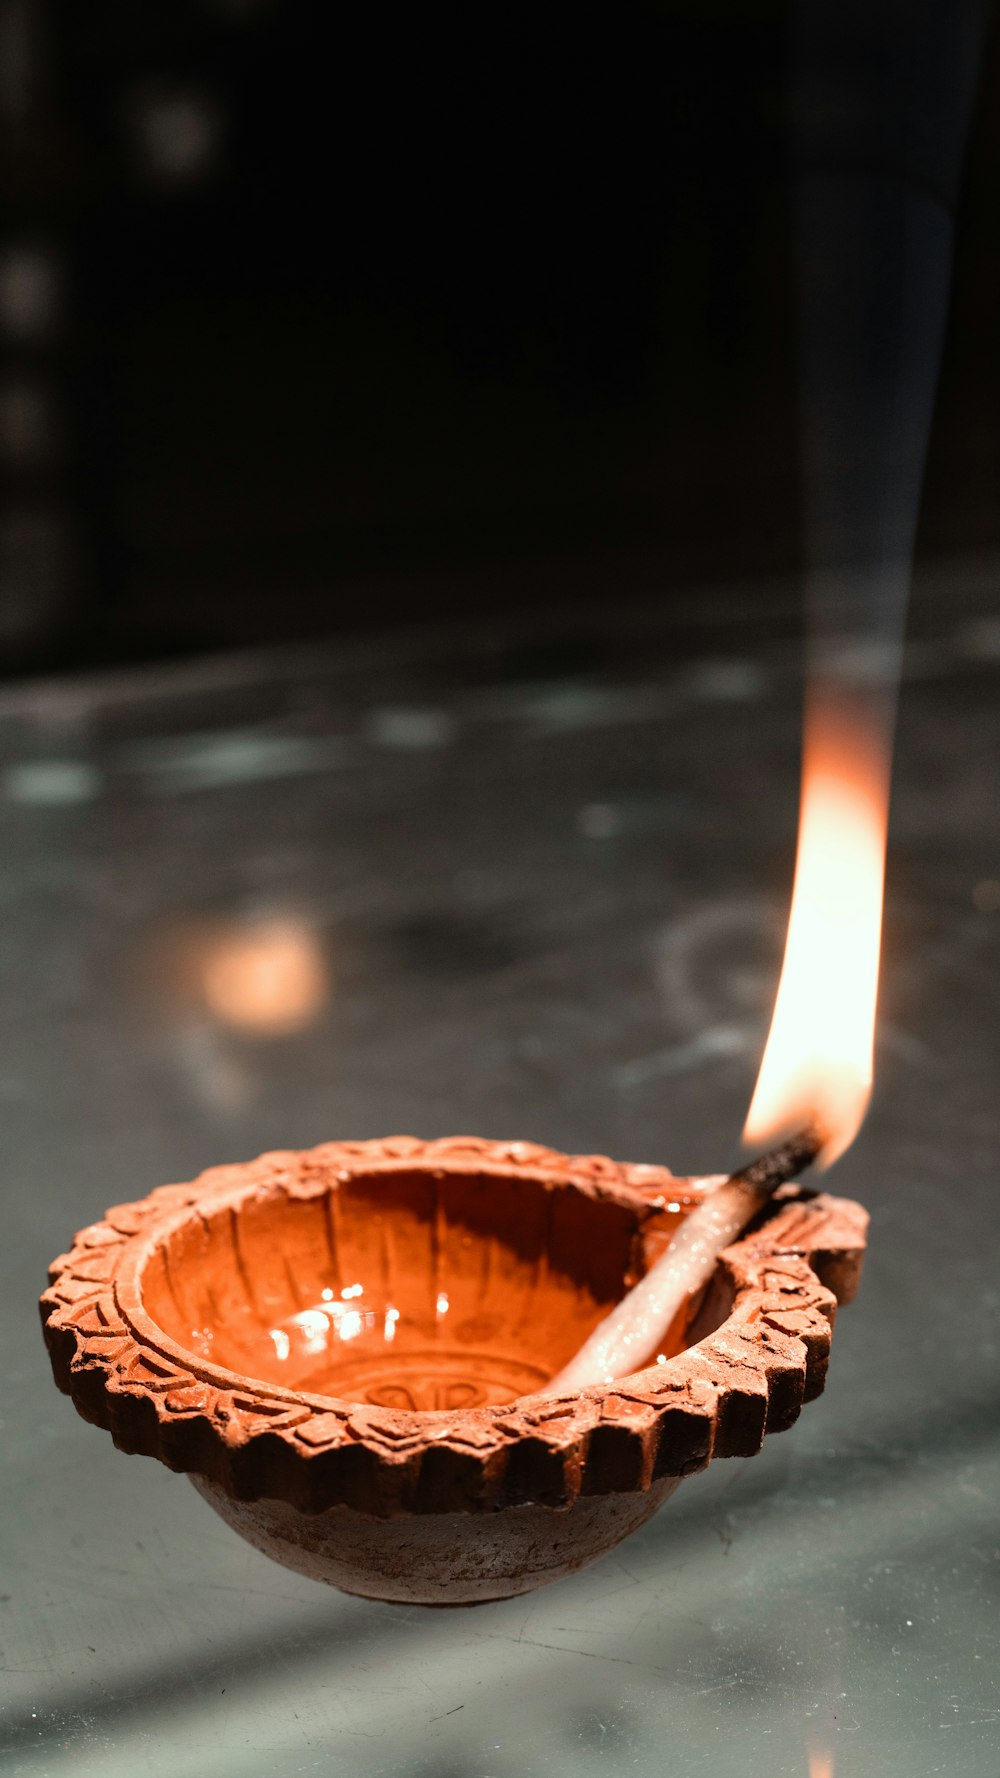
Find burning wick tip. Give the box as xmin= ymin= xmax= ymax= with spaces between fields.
xmin=733 ymin=1117 xmax=829 ymax=1197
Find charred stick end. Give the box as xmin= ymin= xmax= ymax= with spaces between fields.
xmin=730 ymin=1119 xmax=827 ymax=1201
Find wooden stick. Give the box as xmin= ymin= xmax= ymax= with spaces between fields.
xmin=545 ymin=1123 xmax=825 ymax=1395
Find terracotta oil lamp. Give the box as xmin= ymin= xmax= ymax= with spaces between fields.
xmin=41 ymin=670 xmax=886 ymax=1602
xmin=41 ymin=1135 xmax=867 ymax=1604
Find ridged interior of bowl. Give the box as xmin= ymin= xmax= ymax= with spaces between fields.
xmin=139 ymin=1168 xmax=648 ymax=1411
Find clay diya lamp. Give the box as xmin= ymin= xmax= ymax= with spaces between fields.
xmin=41 ymin=1136 xmax=867 ymax=1605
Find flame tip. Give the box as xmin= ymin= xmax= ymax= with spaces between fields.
xmin=745 ymin=712 xmax=887 ymax=1166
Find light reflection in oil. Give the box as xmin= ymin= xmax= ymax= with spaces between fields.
xmin=265 ymin=1286 xmax=449 ymax=1369
xmin=267 ymin=1286 xmax=409 ymax=1368
xmin=279 ymin=1298 xmax=378 ymax=1357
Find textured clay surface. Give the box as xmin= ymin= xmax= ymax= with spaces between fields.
xmin=192 ymin=1472 xmax=684 ymax=1604
xmin=41 ymin=1136 xmax=867 ymax=1600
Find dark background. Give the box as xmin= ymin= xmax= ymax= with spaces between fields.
xmin=2 ymin=0 xmax=998 ymax=675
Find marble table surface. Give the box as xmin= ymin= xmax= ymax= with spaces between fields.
xmin=2 ymin=559 xmax=998 ymax=1778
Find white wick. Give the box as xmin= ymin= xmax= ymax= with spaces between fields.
xmin=545 ymin=1177 xmax=772 ymax=1395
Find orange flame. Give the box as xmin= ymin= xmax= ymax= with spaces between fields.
xmin=808 ymin=1751 xmax=834 ymax=1778
xmin=744 ymin=697 xmax=889 ymax=1166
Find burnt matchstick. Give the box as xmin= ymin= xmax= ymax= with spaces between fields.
xmin=544 ymin=1122 xmax=827 ymax=1396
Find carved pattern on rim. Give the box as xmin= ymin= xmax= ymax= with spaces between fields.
xmin=40 ymin=1136 xmax=868 ymax=1517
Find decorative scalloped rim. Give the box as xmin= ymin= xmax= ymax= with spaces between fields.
xmin=41 ymin=1136 xmax=868 ymax=1517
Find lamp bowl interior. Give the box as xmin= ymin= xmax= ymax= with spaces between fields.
xmin=140 ymin=1162 xmax=662 ymax=1412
